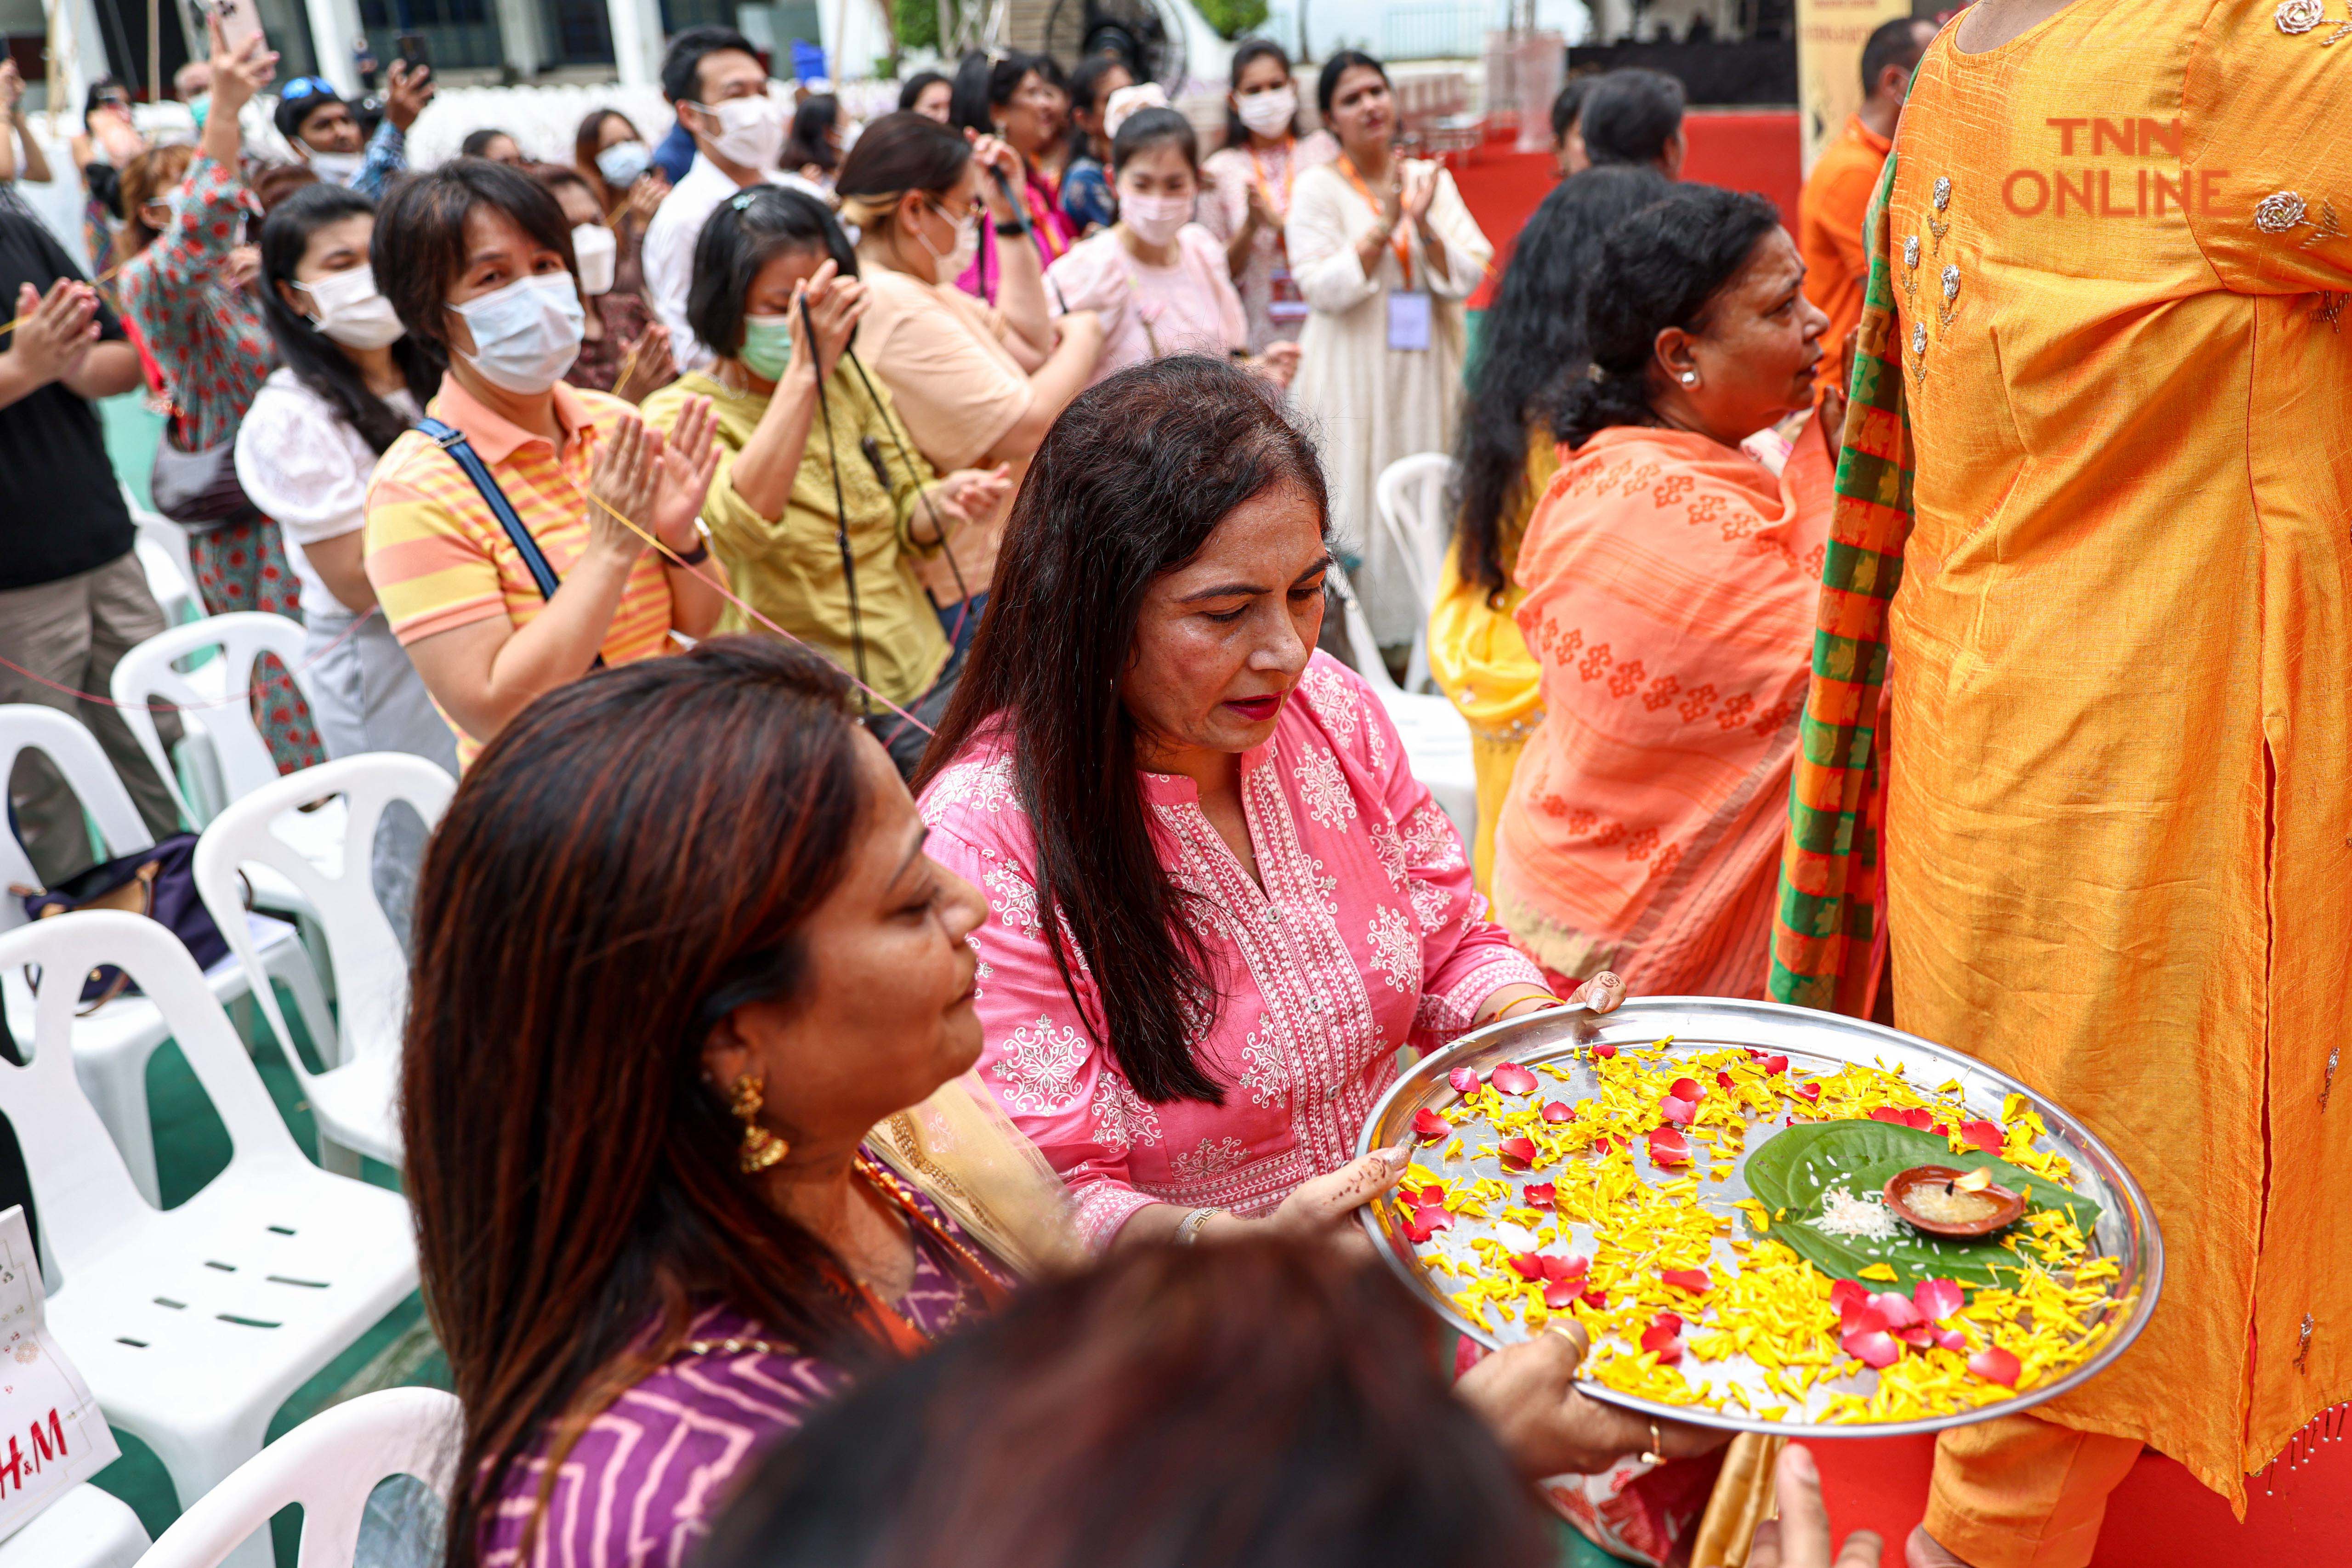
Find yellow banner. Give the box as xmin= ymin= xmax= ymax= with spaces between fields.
xmin=1797 ymin=0 xmax=1914 ymax=172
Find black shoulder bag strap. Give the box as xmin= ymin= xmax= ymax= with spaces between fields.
xmin=418 ymin=416 xmax=602 ymax=668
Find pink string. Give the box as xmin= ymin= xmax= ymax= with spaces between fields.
xmin=0 ymin=605 xmax=377 ymax=712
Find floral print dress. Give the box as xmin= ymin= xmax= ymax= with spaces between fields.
xmin=118 ymin=154 xmax=320 ymax=771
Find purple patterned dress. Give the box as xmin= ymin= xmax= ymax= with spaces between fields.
xmin=478 ymin=1183 xmax=1002 ymax=1568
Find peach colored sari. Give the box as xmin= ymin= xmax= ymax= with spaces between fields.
xmin=1492 ymin=425 xmax=1833 ymax=997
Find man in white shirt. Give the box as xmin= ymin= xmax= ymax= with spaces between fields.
xmin=642 ymin=27 xmax=823 ymax=373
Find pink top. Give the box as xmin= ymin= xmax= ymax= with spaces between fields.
xmin=919 ymin=653 xmax=1545 ymax=1249
xmin=1043 ymin=224 xmax=1248 ymax=386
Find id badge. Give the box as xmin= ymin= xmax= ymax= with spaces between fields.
xmin=1386 ymin=291 xmax=1432 ymax=352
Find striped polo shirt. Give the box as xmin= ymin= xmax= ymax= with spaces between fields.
xmin=364 ymin=376 xmax=679 ymax=766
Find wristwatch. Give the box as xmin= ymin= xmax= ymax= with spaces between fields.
xmin=994 ymin=216 xmax=1027 ymax=237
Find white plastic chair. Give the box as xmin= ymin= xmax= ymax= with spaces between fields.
xmin=0 ymin=1482 xmax=151 ymax=1568
xmin=0 ymin=912 xmax=420 ymax=1568
xmin=0 ymin=706 xmax=335 ymax=1204
xmin=1327 ymin=566 xmax=1478 ymax=844
xmin=126 ymin=487 xmax=202 ymax=628
xmin=1373 ymin=454 xmax=1457 ymax=694
xmin=132 ymin=1387 xmax=458 ymax=1568
xmin=195 ymin=755 xmax=454 ymax=1173
xmin=109 ymin=614 xmax=321 ymax=829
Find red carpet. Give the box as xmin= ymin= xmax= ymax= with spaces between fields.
xmin=1449 ymin=108 xmax=2352 ymax=1563
xmin=1809 ymin=1425 xmax=2352 ymax=1563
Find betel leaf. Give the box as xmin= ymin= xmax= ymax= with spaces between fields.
xmin=1740 ymin=1120 xmax=2102 ymax=1290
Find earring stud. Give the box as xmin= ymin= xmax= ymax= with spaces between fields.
xmin=1679 ymin=371 xmax=1700 ymax=386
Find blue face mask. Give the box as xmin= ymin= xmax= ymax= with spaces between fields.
xmin=596 ymin=139 xmax=653 ymax=190
xmin=740 ymin=312 xmax=794 ymax=382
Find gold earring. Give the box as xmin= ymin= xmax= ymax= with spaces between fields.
xmin=728 ymin=1072 xmax=789 ymax=1174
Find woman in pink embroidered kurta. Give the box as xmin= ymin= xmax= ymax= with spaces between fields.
xmin=926 ymin=651 xmax=1542 ymax=1246
xmin=914 ymin=356 xmax=1619 ymax=1254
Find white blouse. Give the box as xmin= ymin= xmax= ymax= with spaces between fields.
xmin=233 ymin=367 xmax=419 ymax=619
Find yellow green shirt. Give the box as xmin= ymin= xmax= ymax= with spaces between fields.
xmin=642 ymin=367 xmax=949 ymax=707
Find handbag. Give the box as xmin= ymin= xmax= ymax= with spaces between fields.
xmin=151 ymin=433 xmax=261 ymax=533
xmin=12 ymin=835 xmax=246 ymax=1012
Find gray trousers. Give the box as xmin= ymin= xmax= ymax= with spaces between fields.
xmin=0 ymin=552 xmax=185 ymax=884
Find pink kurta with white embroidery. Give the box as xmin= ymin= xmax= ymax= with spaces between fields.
xmin=919 ymin=652 xmax=1545 ymax=1250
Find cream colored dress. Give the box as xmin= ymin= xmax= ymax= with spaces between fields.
xmin=1285 ymin=158 xmax=1491 ymax=648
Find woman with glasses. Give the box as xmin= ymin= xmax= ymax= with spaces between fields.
xmin=946 ymin=51 xmax=1077 ymax=303
xmin=834 ymin=114 xmax=1102 ymax=654
xmin=118 ymin=21 xmax=323 ymax=771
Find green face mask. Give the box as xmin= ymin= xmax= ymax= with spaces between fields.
xmin=740 ymin=313 xmax=794 ymax=382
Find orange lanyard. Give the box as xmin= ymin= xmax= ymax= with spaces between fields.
xmin=1335 ymin=155 xmax=1411 ymax=288
xmin=1248 ymin=140 xmax=1296 ymax=217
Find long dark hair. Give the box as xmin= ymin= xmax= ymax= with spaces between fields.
xmin=915 ymin=357 xmax=1327 ymax=1105
xmin=255 ymin=183 xmax=438 ymax=455
xmin=404 ymin=637 xmax=901 ymax=1568
xmin=1554 ymin=184 xmax=1783 ymax=450
xmin=1450 ymin=165 xmax=1670 ymax=595
xmin=695 ymin=1242 xmax=1554 ymax=1568
xmin=783 ymin=94 xmax=841 ymax=174
xmin=1223 ymin=38 xmax=1299 ymax=150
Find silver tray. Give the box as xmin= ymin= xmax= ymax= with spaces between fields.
xmin=1355 ymin=997 xmax=2163 ymax=1438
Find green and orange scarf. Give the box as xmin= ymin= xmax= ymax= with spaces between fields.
xmin=1769 ymin=152 xmax=1915 ymax=1016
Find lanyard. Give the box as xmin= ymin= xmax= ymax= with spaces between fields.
xmin=1023 ymin=159 xmax=1068 ymax=261
xmin=1248 ymin=140 xmax=1297 ymax=218
xmin=1335 ymin=155 xmax=1412 ymax=289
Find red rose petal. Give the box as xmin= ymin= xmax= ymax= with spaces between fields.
xmin=1652 ymin=1311 xmax=1683 ymax=1334
xmin=1489 ymin=1062 xmax=1539 ymax=1096
xmin=1716 ymin=1070 xmax=1735 ymax=1091
xmin=1903 ymin=1108 xmax=1936 ymax=1130
xmin=1402 ymin=1184 xmax=1442 ymax=1208
xmin=1868 ymin=1107 xmax=1907 ymax=1125
xmin=1540 ymin=1253 xmax=1588 ymax=1282
xmin=1523 ymin=1182 xmax=1557 ymax=1208
xmin=1842 ymin=1328 xmax=1903 ymax=1369
xmin=1961 ymin=1120 xmax=2005 ymax=1154
xmin=1447 ymin=1066 xmax=1482 ymax=1094
xmin=1914 ymin=1278 xmax=1965 ymax=1324
xmin=1592 ymin=1136 xmax=1613 ymax=1156
xmin=1969 ymin=1346 xmax=2022 ymax=1387
xmin=1639 ymin=1321 xmax=1685 ymax=1363
xmin=1797 ymin=1082 xmax=1822 ymax=1102
xmin=1660 ymin=1094 xmax=1698 ymax=1126
xmin=1592 ymin=1044 xmax=1617 ymax=1059
xmin=1930 ymin=1123 xmax=1950 ymax=1137
xmin=1661 ymin=1267 xmax=1711 ymax=1294
xmin=1934 ymin=1328 xmax=1967 ymax=1352
xmin=1829 ymin=1278 xmax=1870 ymax=1314
xmin=1670 ymin=1076 xmax=1704 ymax=1102
xmin=1543 ymin=1278 xmax=1581 ymax=1311
xmin=1646 ymin=1126 xmax=1691 ymax=1167
xmin=1579 ymin=1287 xmax=1608 ymax=1309
xmin=1412 ymin=1108 xmax=1450 ymax=1142
xmin=1509 ymin=1252 xmax=1545 ymax=1281
xmin=1498 ymin=1136 xmax=1539 ymax=1170
xmin=1541 ymin=1099 xmax=1576 ymax=1123
xmin=1870 ymin=1291 xmax=1924 ymax=1329
xmin=1894 ymin=1323 xmax=1936 ymax=1348
xmin=1846 ymin=1301 xmax=1891 ymax=1335
xmin=1402 ymin=1204 xmax=1455 ymax=1244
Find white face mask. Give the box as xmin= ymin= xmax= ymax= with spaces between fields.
xmin=595 ymin=139 xmax=653 ymax=190
xmin=1119 ymin=190 xmax=1193 ymax=249
xmin=307 ymin=148 xmax=368 ymax=187
xmin=912 ymin=201 xmax=980 ymax=282
xmin=571 ymin=223 xmax=618 ymax=296
xmin=450 ymin=273 xmax=585 ymax=394
xmin=298 ymin=264 xmax=406 ymax=350
xmin=1235 ymin=86 xmax=1297 ymax=138
xmin=693 ymin=94 xmax=785 ymax=172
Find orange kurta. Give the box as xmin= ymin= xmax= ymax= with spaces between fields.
xmin=1798 ymin=114 xmax=1892 ymax=382
xmin=1883 ymin=2 xmax=2352 ymax=1504
xmin=1493 ymin=426 xmax=1834 ymax=996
